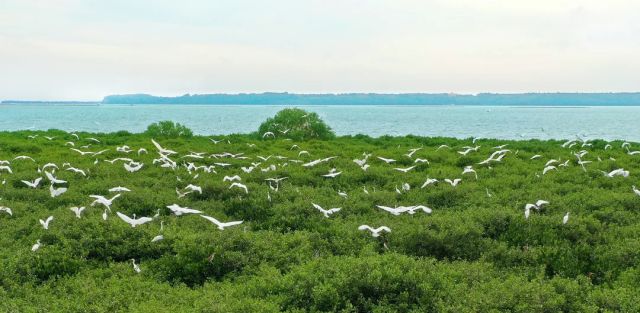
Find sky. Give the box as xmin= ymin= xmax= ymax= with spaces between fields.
xmin=0 ymin=0 xmax=639 ymax=101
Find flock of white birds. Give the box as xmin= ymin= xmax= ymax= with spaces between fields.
xmin=1 ymin=132 xmax=640 ymax=274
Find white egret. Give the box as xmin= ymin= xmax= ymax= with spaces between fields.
xmin=32 ymin=239 xmax=41 ymax=252
xmin=363 ymin=186 xmax=369 ymax=194
xmin=421 ymin=177 xmax=438 ymax=188
xmin=42 ymin=163 xmax=59 ymax=170
xmin=436 ymin=145 xmax=450 ymax=151
xmin=130 ymin=259 xmax=141 ymax=273
xmin=117 ymin=212 xmax=153 ymax=227
xmin=241 ymin=166 xmax=255 ymax=173
xmin=200 ymin=215 xmax=244 ymax=230
xmin=600 ymin=168 xmax=629 ymax=178
xmin=311 ymin=203 xmax=341 ymax=218
xmin=558 ymin=160 xmax=570 ymax=167
xmin=402 ymin=183 xmax=410 ymax=191
xmin=525 ymin=200 xmax=549 ymax=211
xmin=299 ymin=151 xmax=310 ymax=156
xmin=462 ymin=166 xmax=478 ymax=179
xmin=493 ymin=144 xmax=508 ymax=149
xmin=70 ymin=148 xmax=96 ymax=156
xmin=376 ymin=205 xmax=402 ymax=216
xmin=322 ymin=172 xmax=342 ymax=178
xmin=70 ymin=206 xmax=85 ymax=218
xmin=166 ymin=204 xmax=203 ymax=216
xmin=262 ymin=132 xmax=275 ymax=138
xmin=49 ymin=184 xmax=67 ymax=198
xmin=444 ymin=179 xmax=462 ymax=186
xmin=486 ymin=188 xmax=492 ymax=197
xmin=0 ymin=206 xmax=12 ymax=216
xmin=530 ymin=155 xmax=543 ymax=160
xmin=184 ymin=184 xmax=202 ymax=194
xmin=563 ymin=212 xmax=570 ymax=224
xmin=87 ymin=137 xmax=100 ymax=143
xmin=44 ymin=171 xmax=66 ymax=184
xmin=338 ymin=190 xmax=347 ymax=198
xmin=14 ymin=155 xmax=36 ymax=162
xmin=229 ymin=182 xmax=248 ymax=194
xmin=223 ymin=175 xmax=242 ymax=182
xmin=302 ymin=156 xmax=338 ymax=167
xmin=542 ymin=166 xmax=557 ymax=175
xmin=150 ymin=139 xmax=178 ymax=155
xmin=22 ymin=177 xmax=43 ymax=188
xmin=361 ymin=164 xmax=370 ymax=171
xmin=152 ymin=235 xmax=164 ymax=243
xmin=124 ymin=162 xmax=143 ymax=173
xmin=393 ymin=166 xmax=416 ymax=173
xmin=103 ymin=209 xmax=108 ymax=220
xmin=358 ymin=225 xmax=391 ymax=237
xmin=210 ymin=138 xmax=223 ymax=144
xmin=40 ymin=216 xmax=54 ymax=230
xmin=138 ymin=148 xmax=148 ymax=155
xmin=395 ymin=185 xmax=402 ymax=194
xmin=66 ymin=167 xmax=87 ymax=176
xmin=176 ymin=188 xmax=193 ymax=198
xmin=377 ymin=157 xmax=396 ymax=164
xmin=65 ymin=142 xmax=75 ymax=146
xmin=632 ymin=186 xmax=640 ymax=196
xmin=90 ymin=194 xmax=121 ymax=211
xmin=0 ymin=166 xmax=13 ymax=174
xmin=414 ymin=158 xmax=429 ymax=164
xmin=109 ymin=186 xmax=131 ymax=192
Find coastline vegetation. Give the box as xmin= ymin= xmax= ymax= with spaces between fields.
xmin=0 ymin=109 xmax=639 ymax=312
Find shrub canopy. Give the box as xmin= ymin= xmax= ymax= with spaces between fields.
xmin=145 ymin=121 xmax=193 ymax=138
xmin=256 ymin=108 xmax=335 ymax=141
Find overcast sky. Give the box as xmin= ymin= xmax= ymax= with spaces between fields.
xmin=1 ymin=0 xmax=639 ymax=100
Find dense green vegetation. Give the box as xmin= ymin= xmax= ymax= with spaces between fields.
xmin=1 ymin=110 xmax=640 ymax=311
xmin=144 ymin=120 xmax=194 ymax=139
xmin=98 ymin=92 xmax=640 ymax=106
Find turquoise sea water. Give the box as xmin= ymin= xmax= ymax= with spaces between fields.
xmin=1 ymin=104 xmax=639 ymax=142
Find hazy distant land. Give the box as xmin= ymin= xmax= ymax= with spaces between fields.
xmin=3 ymin=92 xmax=640 ymax=105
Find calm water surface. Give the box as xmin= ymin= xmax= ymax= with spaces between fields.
xmin=1 ymin=105 xmax=638 ymax=142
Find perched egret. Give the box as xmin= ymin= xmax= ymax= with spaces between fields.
xmin=103 ymin=209 xmax=108 ymax=220
xmin=444 ymin=179 xmax=462 ymax=186
xmin=563 ymin=212 xmax=570 ymax=224
xmin=32 ymin=239 xmax=41 ymax=252
xmin=130 ymin=259 xmax=141 ymax=273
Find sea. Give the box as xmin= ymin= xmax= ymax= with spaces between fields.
xmin=1 ymin=104 xmax=639 ymax=142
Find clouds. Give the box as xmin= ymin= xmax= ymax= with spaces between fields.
xmin=0 ymin=0 xmax=638 ymax=100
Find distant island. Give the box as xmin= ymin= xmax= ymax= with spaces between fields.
xmin=4 ymin=92 xmax=640 ymax=106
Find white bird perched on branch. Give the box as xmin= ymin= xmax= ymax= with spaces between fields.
xmin=90 ymin=194 xmax=121 ymax=211
xmin=229 ymin=182 xmax=248 ymax=194
xmin=358 ymin=225 xmax=391 ymax=237
xmin=311 ymin=203 xmax=341 ymax=218
xmin=22 ymin=177 xmax=43 ymax=188
xmin=185 ymin=184 xmax=202 ymax=194
xmin=103 ymin=209 xmax=108 ymax=220
xmin=32 ymin=239 xmax=41 ymax=252
xmin=563 ymin=212 xmax=570 ymax=224
xmin=632 ymin=186 xmax=640 ymax=196
xmin=130 ymin=259 xmax=141 ymax=273
xmin=49 ymin=184 xmax=67 ymax=198
xmin=117 ymin=212 xmax=153 ymax=227
xmin=200 ymin=215 xmax=244 ymax=230
xmin=70 ymin=206 xmax=85 ymax=219
xmin=166 ymin=204 xmax=203 ymax=216
xmin=40 ymin=216 xmax=54 ymax=229
xmin=444 ymin=179 xmax=462 ymax=186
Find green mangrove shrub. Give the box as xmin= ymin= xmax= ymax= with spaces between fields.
xmin=256 ymin=108 xmax=335 ymax=141
xmin=144 ymin=121 xmax=193 ymax=138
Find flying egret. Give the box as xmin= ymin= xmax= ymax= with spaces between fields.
xmin=117 ymin=212 xmax=153 ymax=228
xmin=376 ymin=205 xmax=402 ymax=216
xmin=462 ymin=166 xmax=478 ymax=179
xmin=0 ymin=166 xmax=13 ymax=174
xmin=90 ymin=194 xmax=121 ymax=211
xmin=542 ymin=166 xmax=557 ymax=175
xmin=185 ymin=184 xmax=203 ymax=194
xmin=200 ymin=215 xmax=244 ymax=230
xmin=393 ymin=166 xmax=416 ymax=173
xmin=229 ymin=182 xmax=248 ymax=194
xmin=414 ymin=158 xmax=429 ymax=164
xmin=358 ymin=225 xmax=391 ymax=237
xmin=0 ymin=206 xmax=12 ymax=216
xmin=42 ymin=163 xmax=58 ymax=170
xmin=124 ymin=162 xmax=143 ymax=172
xmin=338 ymin=190 xmax=347 ymax=198
xmin=49 ymin=184 xmax=67 ymax=198
xmin=421 ymin=177 xmax=438 ymax=188
xmin=377 ymin=157 xmax=396 ymax=164
xmin=14 ymin=155 xmax=36 ymax=162
xmin=563 ymin=212 xmax=570 ymax=224
xmin=70 ymin=148 xmax=96 ymax=156
xmin=223 ymin=175 xmax=242 ymax=182
xmin=166 ymin=204 xmax=203 ymax=216
xmin=151 ymin=139 xmax=178 ymax=155
xmin=22 ymin=177 xmax=43 ymax=188
xmin=176 ymin=188 xmax=193 ymax=198
xmin=241 ymin=166 xmax=255 ymax=173
xmin=109 ymin=186 xmax=131 ymax=192
xmin=302 ymin=156 xmax=338 ymax=167
xmin=45 ymin=171 xmax=66 ymax=184
xmin=444 ymin=179 xmax=462 ymax=186
xmin=32 ymin=239 xmax=41 ymax=252
xmin=530 ymin=155 xmax=543 ymax=160
xmin=600 ymin=168 xmax=629 ymax=178
xmin=262 ymin=131 xmax=275 ymax=138
xmin=40 ymin=216 xmax=54 ymax=229
xmin=311 ymin=203 xmax=341 ymax=218
xmin=436 ymin=145 xmax=450 ymax=151
xmin=70 ymin=206 xmax=85 ymax=218
xmin=66 ymin=167 xmax=86 ymax=176
xmin=525 ymin=200 xmax=549 ymax=211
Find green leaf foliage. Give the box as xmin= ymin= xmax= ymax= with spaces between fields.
xmin=256 ymin=108 xmax=335 ymax=141
xmin=0 ymin=124 xmax=640 ymax=311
